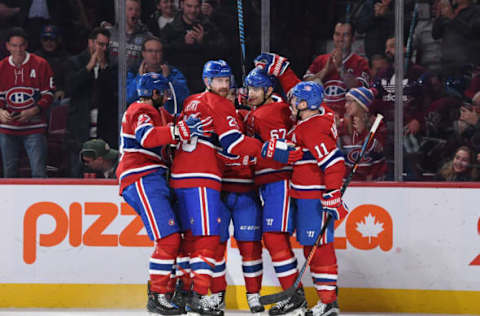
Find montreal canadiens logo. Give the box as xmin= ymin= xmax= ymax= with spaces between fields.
xmin=6 ymin=87 xmax=36 ymax=109
xmin=347 ymin=148 xmax=372 ymax=164
xmin=324 ymin=80 xmax=346 ymax=101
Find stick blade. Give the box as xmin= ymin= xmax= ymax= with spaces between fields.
xmin=259 ymin=286 xmax=296 ymax=305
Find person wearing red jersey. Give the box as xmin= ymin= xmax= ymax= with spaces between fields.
xmin=117 ymin=72 xmax=211 ymax=315
xmin=212 ymin=109 xmax=264 ymax=314
xmin=171 ymin=60 xmax=295 ymax=316
xmin=256 ymin=53 xmax=349 ymax=316
xmin=339 ymin=87 xmax=387 ymax=181
xmin=303 ymin=21 xmax=370 ymax=118
xmin=0 ymin=27 xmax=54 ymax=178
xmin=242 ymin=68 xmax=308 ymax=316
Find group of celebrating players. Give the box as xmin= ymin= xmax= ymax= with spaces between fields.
xmin=116 ymin=52 xmax=367 ymax=316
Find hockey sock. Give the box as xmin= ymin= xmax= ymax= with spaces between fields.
xmin=150 ymin=232 xmax=181 ymax=294
xmin=178 ymin=230 xmax=194 ymax=292
xmin=304 ymin=243 xmax=338 ymax=304
xmin=263 ymin=232 xmax=299 ymax=290
xmin=210 ymin=241 xmax=227 ymax=294
xmin=190 ymin=235 xmax=220 ymax=295
xmin=238 ymin=240 xmax=263 ymax=294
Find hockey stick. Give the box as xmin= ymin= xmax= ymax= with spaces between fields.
xmin=236 ymin=0 xmax=247 ymax=84
xmin=404 ymin=3 xmax=418 ymax=73
xmin=259 ymin=114 xmax=384 ymax=306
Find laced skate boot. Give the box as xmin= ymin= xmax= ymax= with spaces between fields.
xmin=246 ymin=293 xmax=265 ymax=314
xmin=187 ymin=291 xmax=224 ymax=316
xmin=268 ymin=287 xmax=307 ymax=316
xmin=305 ymin=300 xmax=339 ymax=316
xmin=209 ymin=291 xmax=226 ymax=311
xmin=148 ymin=291 xmax=184 ymax=315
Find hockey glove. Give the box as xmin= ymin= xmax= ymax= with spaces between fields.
xmin=261 ymin=138 xmax=302 ymax=164
xmin=176 ymin=115 xmax=214 ymax=141
xmin=254 ymin=53 xmax=290 ymax=77
xmin=320 ymin=189 xmax=349 ymax=220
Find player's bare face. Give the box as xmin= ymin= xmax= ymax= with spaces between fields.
xmin=6 ymin=36 xmax=27 ymax=64
xmin=247 ymin=86 xmax=266 ymax=107
xmin=183 ymin=0 xmax=201 ymax=24
xmin=333 ymin=23 xmax=353 ymax=51
xmin=142 ymin=40 xmax=163 ymax=66
xmin=452 ymin=149 xmax=470 ymax=173
xmin=209 ymin=77 xmax=230 ymax=98
xmin=126 ymin=0 xmax=141 ymax=28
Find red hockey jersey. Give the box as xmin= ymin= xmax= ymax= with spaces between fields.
xmin=288 ymin=109 xmax=345 ymax=199
xmin=170 ymin=91 xmax=263 ymax=191
xmin=304 ymin=52 xmax=370 ymax=117
xmin=0 ymin=53 xmax=54 ymax=135
xmin=117 ymin=101 xmax=176 ymax=194
xmin=245 ymin=95 xmax=296 ymax=186
xmin=219 ymin=109 xmax=255 ymax=193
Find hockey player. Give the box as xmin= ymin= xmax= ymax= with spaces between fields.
xmin=213 ymin=113 xmax=264 ymax=314
xmin=170 ymin=60 xmax=298 ymax=316
xmin=256 ymin=53 xmax=349 ymax=316
xmin=116 ymin=72 xmax=212 ymax=315
xmin=242 ymin=68 xmax=306 ymax=316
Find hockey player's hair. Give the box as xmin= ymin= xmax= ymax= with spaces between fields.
xmin=141 ymin=36 xmax=163 ymax=51
xmin=6 ymin=27 xmax=29 ymax=42
xmin=88 ymin=27 xmax=111 ymax=40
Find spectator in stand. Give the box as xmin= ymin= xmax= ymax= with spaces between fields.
xmin=34 ymin=25 xmax=68 ymax=102
xmin=459 ymin=92 xmax=480 ymax=154
xmin=436 ymin=145 xmax=478 ymax=181
xmin=412 ymin=0 xmax=443 ymax=75
xmin=0 ymin=1 xmax=23 ymax=59
xmin=79 ymin=138 xmax=119 ymax=179
xmin=355 ymin=0 xmax=394 ymax=60
xmin=65 ymin=27 xmax=117 ymax=177
xmin=303 ymin=20 xmax=370 ymax=118
xmin=432 ymin=0 xmax=480 ymax=78
xmin=339 ymin=87 xmax=387 ymax=181
xmin=104 ymin=0 xmax=153 ymax=69
xmin=126 ymin=36 xmax=189 ymax=113
xmin=0 ymin=27 xmax=55 ymax=178
xmin=146 ymin=0 xmax=177 ymax=36
xmin=161 ymin=0 xmax=227 ymax=93
xmin=369 ymin=54 xmax=389 ymax=81
xmin=21 ymin=0 xmax=86 ymax=53
xmin=371 ymin=35 xmax=433 ymax=180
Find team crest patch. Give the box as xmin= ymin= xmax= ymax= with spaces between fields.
xmin=217 ymin=217 xmax=221 ymax=223
xmin=168 ymin=219 xmax=175 ymax=226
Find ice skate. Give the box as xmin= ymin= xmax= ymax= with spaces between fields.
xmin=148 ymin=291 xmax=184 ymax=315
xmin=246 ymin=293 xmax=265 ymax=314
xmin=186 ymin=291 xmax=224 ymax=316
xmin=209 ymin=291 xmax=226 ymax=311
xmin=305 ymin=300 xmax=339 ymax=316
xmin=268 ymin=287 xmax=307 ymax=316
